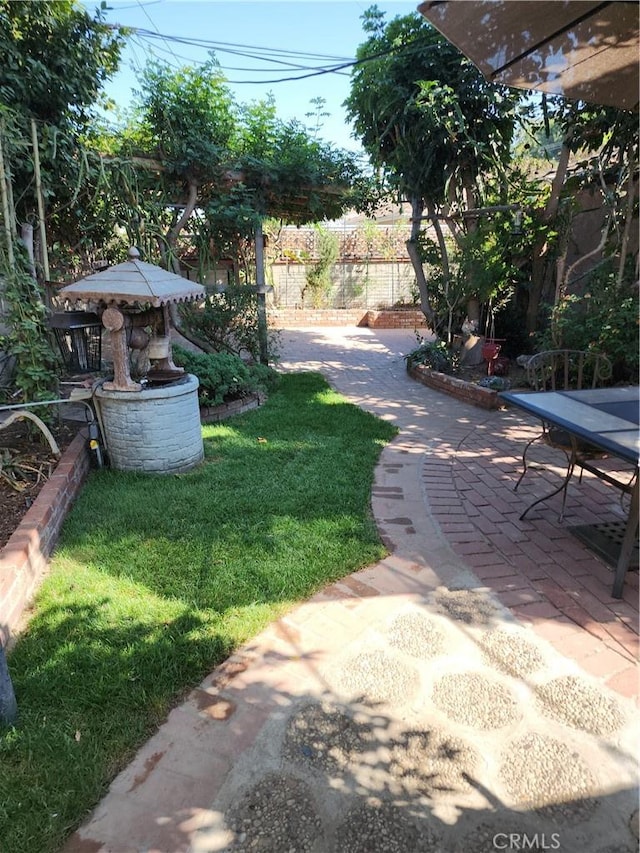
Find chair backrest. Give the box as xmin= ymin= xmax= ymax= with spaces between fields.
xmin=525 ymin=349 xmax=613 ymax=391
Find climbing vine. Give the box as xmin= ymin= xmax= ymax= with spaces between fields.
xmin=0 ymin=247 xmax=58 ymax=402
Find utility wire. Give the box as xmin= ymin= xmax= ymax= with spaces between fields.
xmin=128 ymin=27 xmax=354 ymax=61
xmin=135 ymin=2 xmax=182 ymax=68
xmin=108 ymin=22 xmax=433 ymax=84
xmin=135 ymin=35 xmax=340 ymax=74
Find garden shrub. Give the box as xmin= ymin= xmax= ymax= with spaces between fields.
xmin=178 ymin=286 xmax=280 ymax=363
xmin=537 ymin=263 xmax=639 ymax=383
xmin=404 ymin=338 xmax=457 ymax=373
xmin=173 ymin=345 xmax=279 ymax=407
xmin=302 ymin=224 xmax=339 ymax=307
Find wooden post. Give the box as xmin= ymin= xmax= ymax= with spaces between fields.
xmin=0 ymin=128 xmax=14 ymax=267
xmin=20 ymin=223 xmax=37 ymax=281
xmin=30 ymin=119 xmax=50 ymax=281
xmin=3 ymin=138 xmax=16 ymax=243
xmin=0 ymin=644 xmax=17 ymax=726
xmin=102 ymin=307 xmax=142 ymax=392
xmin=255 ymin=222 xmax=268 ymax=365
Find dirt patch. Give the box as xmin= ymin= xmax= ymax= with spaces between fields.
xmin=0 ymin=420 xmax=80 ymax=549
xmin=453 ymin=361 xmax=528 ymax=387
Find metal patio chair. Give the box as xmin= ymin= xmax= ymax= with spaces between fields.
xmin=514 ymin=349 xmax=617 ymax=520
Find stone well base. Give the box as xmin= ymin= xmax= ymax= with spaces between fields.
xmin=95 ymin=373 xmax=204 ymax=473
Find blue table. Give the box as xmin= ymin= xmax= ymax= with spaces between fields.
xmin=501 ymin=386 xmax=639 ymax=598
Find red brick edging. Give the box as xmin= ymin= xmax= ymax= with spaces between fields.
xmin=0 ymin=431 xmax=91 ymax=646
xmin=200 ymin=392 xmax=265 ymax=423
xmin=408 ymin=363 xmax=500 ymax=410
xmin=269 ymin=308 xmax=429 ymax=329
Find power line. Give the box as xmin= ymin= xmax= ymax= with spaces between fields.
xmin=134 ymin=2 xmax=182 ymax=68
xmin=128 ymin=27 xmax=354 ymax=62
xmin=109 ymin=23 xmax=431 ymax=85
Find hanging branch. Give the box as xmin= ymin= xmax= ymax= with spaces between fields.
xmin=0 ymin=126 xmax=15 ymax=266
xmin=30 ymin=119 xmax=50 ymax=282
xmin=553 ymin=193 xmax=614 ymax=326
xmin=617 ymin=151 xmax=638 ymax=288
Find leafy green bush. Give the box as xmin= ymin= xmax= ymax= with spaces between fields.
xmin=173 ymin=346 xmax=279 ymax=407
xmin=0 ymin=252 xmax=58 ymax=403
xmin=404 ymin=338 xmax=456 ymax=373
xmin=537 ymin=264 xmax=639 ymax=382
xmin=179 ymin=286 xmax=280 ymax=363
xmin=303 ymin=224 xmax=339 ymax=307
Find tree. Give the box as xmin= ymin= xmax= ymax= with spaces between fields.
xmin=90 ymin=60 xmax=368 ymax=361
xmin=0 ymin=0 xmax=124 ymax=243
xmin=98 ymin=60 xmax=365 ymax=269
xmin=345 ymin=6 xmax=522 ymax=336
xmin=520 ymin=98 xmax=638 ymax=335
xmin=0 ymin=0 xmax=124 ymax=400
xmin=305 ymin=96 xmax=330 ymax=139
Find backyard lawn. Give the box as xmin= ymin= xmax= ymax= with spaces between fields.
xmin=0 ymin=371 xmax=397 ymax=853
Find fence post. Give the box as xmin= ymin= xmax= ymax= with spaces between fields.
xmin=255 ymin=223 xmax=268 ymax=365
xmin=0 ymin=644 xmax=17 ymax=726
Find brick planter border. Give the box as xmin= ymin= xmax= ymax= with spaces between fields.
xmin=200 ymin=391 xmax=266 ymax=423
xmin=408 ymin=362 xmax=501 ymax=410
xmin=0 ymin=430 xmax=91 ymax=646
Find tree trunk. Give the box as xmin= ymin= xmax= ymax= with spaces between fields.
xmin=461 ymin=168 xmax=480 ymax=326
xmin=430 ymin=211 xmax=454 ymax=342
xmin=526 ymin=141 xmax=571 ymax=335
xmin=163 ymin=180 xmax=199 ymax=334
xmin=406 ymin=195 xmax=436 ymax=329
xmin=166 ymin=179 xmax=199 ymax=273
xmin=617 ymin=153 xmax=637 ymax=288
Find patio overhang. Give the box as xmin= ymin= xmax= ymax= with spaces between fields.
xmin=417 ymin=1 xmax=639 ymax=111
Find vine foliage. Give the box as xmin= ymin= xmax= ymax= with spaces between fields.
xmin=0 ymin=246 xmax=58 ymax=402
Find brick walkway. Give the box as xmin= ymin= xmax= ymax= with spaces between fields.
xmin=278 ymin=326 xmax=639 ymax=703
xmin=425 ymin=411 xmax=638 ymax=702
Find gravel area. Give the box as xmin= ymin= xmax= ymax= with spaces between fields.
xmin=479 ymin=628 xmax=546 ymax=677
xmin=225 ymin=773 xmax=323 ymax=852
xmin=499 ymin=733 xmax=598 ymax=819
xmin=329 ymin=649 xmax=420 ymax=704
xmin=432 ymin=587 xmax=502 ymax=626
xmin=283 ymin=701 xmax=375 ymax=774
xmin=387 ymin=726 xmax=478 ymax=798
xmin=333 ymin=801 xmax=439 ymax=853
xmin=386 ymin=610 xmax=447 ymax=658
xmin=535 ymin=675 xmax=626 ymax=735
xmin=431 ymin=672 xmax=520 ymax=729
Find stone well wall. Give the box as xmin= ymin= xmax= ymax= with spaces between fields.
xmin=95 ymin=374 xmax=204 ymax=474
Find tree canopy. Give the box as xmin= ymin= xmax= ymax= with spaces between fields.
xmin=345 ymin=6 xmax=523 ymax=332
xmin=95 ymin=60 xmax=365 ymax=277
xmin=0 ymin=0 xmax=123 ymax=128
xmin=0 ymin=0 xmax=124 ymax=228
xmin=0 ymin=0 xmax=366 ymax=281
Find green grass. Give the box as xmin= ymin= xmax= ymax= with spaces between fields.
xmin=0 ymin=372 xmax=397 ymax=853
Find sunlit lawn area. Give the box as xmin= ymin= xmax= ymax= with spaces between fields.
xmin=0 ymin=372 xmax=397 ymax=853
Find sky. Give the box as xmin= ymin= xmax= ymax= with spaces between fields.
xmin=83 ymin=0 xmax=422 ymax=153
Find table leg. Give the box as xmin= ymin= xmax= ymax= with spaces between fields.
xmin=519 ymin=438 xmax=577 ymax=522
xmin=612 ymin=472 xmax=639 ymax=599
